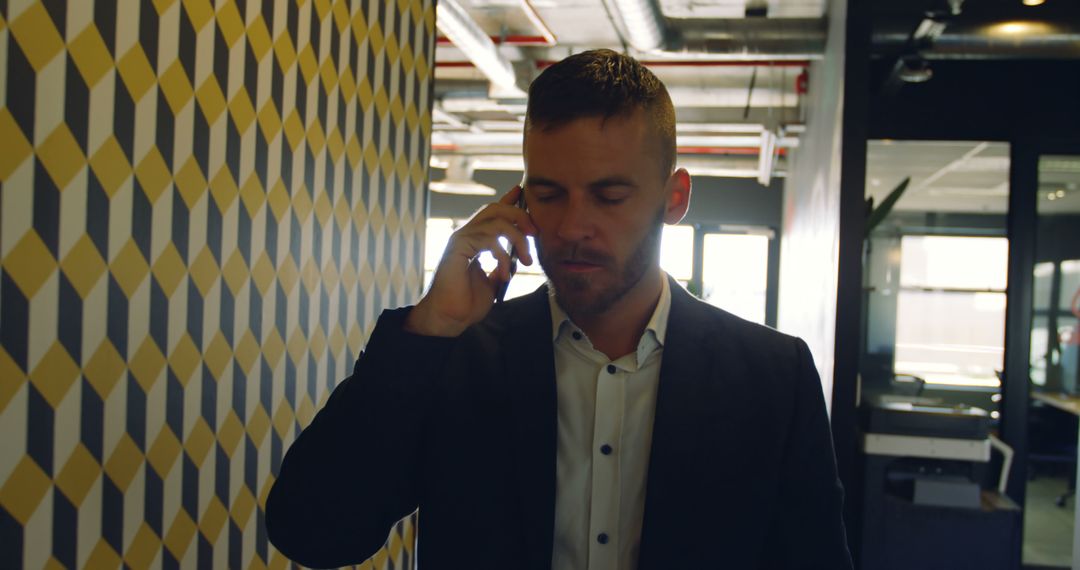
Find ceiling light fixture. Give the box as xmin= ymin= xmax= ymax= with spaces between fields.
xmin=987 ymin=20 xmax=1054 ymax=36
xmin=429 ymin=157 xmax=498 ymax=196
xmin=1022 ymin=0 xmax=1045 ymax=6
xmin=757 ymin=129 xmax=778 ymax=186
xmin=898 ymin=59 xmax=933 ymax=83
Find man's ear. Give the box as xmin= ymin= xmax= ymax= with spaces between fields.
xmin=663 ymin=168 xmax=692 ymax=224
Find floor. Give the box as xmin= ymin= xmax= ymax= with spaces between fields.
xmin=1023 ymin=475 xmax=1075 ymax=569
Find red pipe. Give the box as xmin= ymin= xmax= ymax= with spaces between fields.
xmin=437 ymin=59 xmax=810 ymax=68
xmin=432 ymin=144 xmax=785 ymax=157
xmin=536 ymin=59 xmax=810 ymax=68
xmin=679 ymin=146 xmax=787 ymax=156
xmin=435 ymin=61 xmax=485 ymax=67
xmin=437 ymin=35 xmax=553 ymax=46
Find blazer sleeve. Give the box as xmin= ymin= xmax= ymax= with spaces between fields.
xmin=265 ymin=306 xmax=454 ymax=569
xmin=761 ymin=338 xmax=854 ymax=570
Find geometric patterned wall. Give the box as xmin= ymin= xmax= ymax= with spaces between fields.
xmin=0 ymin=0 xmax=433 ymax=567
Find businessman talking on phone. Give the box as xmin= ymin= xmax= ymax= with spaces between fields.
xmin=266 ymin=49 xmax=852 ymax=570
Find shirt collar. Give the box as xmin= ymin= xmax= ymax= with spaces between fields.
xmin=548 ymin=273 xmax=671 ymax=349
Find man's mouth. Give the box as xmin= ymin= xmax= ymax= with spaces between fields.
xmin=560 ymin=260 xmax=604 ymax=273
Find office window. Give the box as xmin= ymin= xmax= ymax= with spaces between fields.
xmin=701 ymin=233 xmax=769 ymax=324
xmin=894 ymin=236 xmax=1008 ymax=387
xmin=660 ymin=225 xmax=694 ymax=287
xmin=423 ymin=217 xmax=457 ymax=292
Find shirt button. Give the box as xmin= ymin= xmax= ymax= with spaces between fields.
xmin=597 ymin=532 xmax=609 ymax=544
xmin=606 ymin=364 xmax=616 ymax=374
xmin=600 ymin=444 xmax=613 ymax=455
xmin=572 ymin=331 xmax=582 ymax=340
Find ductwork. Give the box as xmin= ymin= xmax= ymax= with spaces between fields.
xmin=608 ymin=0 xmax=669 ymax=52
xmin=672 ymin=18 xmax=828 ymax=60
xmin=604 ymin=0 xmax=827 ymax=59
xmin=436 ymin=0 xmax=524 ymax=92
xmin=606 ymin=0 xmax=1080 ymax=61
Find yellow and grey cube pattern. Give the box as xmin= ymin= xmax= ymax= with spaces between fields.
xmin=0 ymin=0 xmax=434 ymax=567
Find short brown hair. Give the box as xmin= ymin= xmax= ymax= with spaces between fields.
xmin=524 ymin=49 xmax=677 ymax=179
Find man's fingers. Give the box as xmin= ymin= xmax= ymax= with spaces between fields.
xmin=483 ymin=218 xmax=532 ymax=266
xmin=498 ymin=184 xmax=522 ymax=206
xmin=508 ymin=230 xmax=532 ymax=266
xmin=484 ymin=235 xmax=513 ymax=281
xmin=474 ymin=187 xmax=536 ymax=236
xmin=456 ymin=219 xmax=529 ymax=264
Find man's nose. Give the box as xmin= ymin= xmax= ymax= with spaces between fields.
xmin=556 ymin=195 xmax=594 ymax=242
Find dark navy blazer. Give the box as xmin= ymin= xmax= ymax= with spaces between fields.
xmin=266 ymin=279 xmax=853 ymax=569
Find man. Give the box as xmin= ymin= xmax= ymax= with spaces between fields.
xmin=266 ymin=49 xmax=852 ymax=569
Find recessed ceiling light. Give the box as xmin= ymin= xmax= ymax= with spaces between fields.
xmin=989 ymin=21 xmax=1054 ymax=36
xmin=1022 ymin=0 xmax=1045 ymax=6
xmin=1047 ymin=192 xmax=1057 ymax=200
xmin=1056 ymin=189 xmax=1067 ymax=197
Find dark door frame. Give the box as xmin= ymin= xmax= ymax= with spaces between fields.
xmin=1001 ymin=140 xmax=1080 ymax=512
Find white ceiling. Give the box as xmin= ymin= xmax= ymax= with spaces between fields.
xmin=433 ymin=0 xmax=819 ymax=182
xmin=659 ymin=0 xmax=825 ymax=18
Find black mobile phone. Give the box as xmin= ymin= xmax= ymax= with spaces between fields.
xmin=495 ymin=191 xmax=527 ymax=303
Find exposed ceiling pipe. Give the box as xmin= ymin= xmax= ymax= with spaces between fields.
xmin=602 ymin=0 xmax=826 ymax=59
xmin=428 ymin=153 xmax=787 ymax=179
xmin=519 ymin=0 xmax=557 ymax=45
xmin=545 ymin=59 xmax=811 ymax=68
xmin=439 ymin=59 xmax=811 ymax=68
xmin=436 ymin=0 xmax=556 ymax=47
xmin=437 ymin=35 xmax=552 ymax=46
xmin=874 ymin=20 xmax=1080 ymax=59
xmin=437 ymin=86 xmax=796 ymax=112
xmin=432 ymin=131 xmax=799 ymax=149
xmin=671 ymin=18 xmax=828 ymax=60
xmin=432 ymin=145 xmax=787 ymax=157
xmin=608 ymin=0 xmax=668 ymax=52
xmin=436 ymin=0 xmax=525 ymax=94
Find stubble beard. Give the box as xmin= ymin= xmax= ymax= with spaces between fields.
xmin=539 ymin=207 xmax=665 ymax=318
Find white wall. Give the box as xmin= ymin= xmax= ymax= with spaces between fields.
xmin=777 ymin=0 xmax=849 ymax=412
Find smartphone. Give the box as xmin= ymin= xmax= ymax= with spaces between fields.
xmin=495 ymin=190 xmax=527 ymax=303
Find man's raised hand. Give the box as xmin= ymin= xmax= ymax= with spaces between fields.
xmin=403 ymin=186 xmax=536 ymax=337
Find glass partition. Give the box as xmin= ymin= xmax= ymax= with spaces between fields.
xmin=1023 ymin=154 xmax=1080 ymax=568
xmin=861 ymin=140 xmax=1009 ymax=404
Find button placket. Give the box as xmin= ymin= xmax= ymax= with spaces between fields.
xmin=588 ymin=361 xmax=623 ymax=570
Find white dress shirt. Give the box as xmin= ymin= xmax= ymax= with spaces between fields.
xmin=549 ymin=276 xmax=671 ymax=570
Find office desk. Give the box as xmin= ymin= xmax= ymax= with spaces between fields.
xmin=1029 ymin=389 xmax=1080 ymax=569
xmin=1031 ymin=391 xmax=1080 ymax=417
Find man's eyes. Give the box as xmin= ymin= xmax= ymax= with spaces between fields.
xmin=597 ymin=193 xmax=628 ymax=204
xmin=527 ymin=189 xmax=628 ymax=204
xmin=529 ymin=189 xmax=559 ymax=202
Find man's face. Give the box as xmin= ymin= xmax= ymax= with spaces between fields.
xmin=522 ymin=108 xmax=680 ymax=317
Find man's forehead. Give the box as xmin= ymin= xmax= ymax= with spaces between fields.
xmin=524 ymin=111 xmax=652 ymax=154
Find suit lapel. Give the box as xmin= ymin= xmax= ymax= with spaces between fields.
xmin=498 ymin=288 xmax=558 ymax=570
xmin=638 ymin=279 xmax=717 ymax=566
